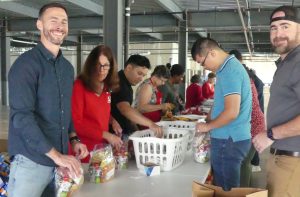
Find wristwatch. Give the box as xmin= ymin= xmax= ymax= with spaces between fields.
xmin=267 ymin=129 xmax=275 ymax=140
xmin=69 ymin=136 xmax=81 ymax=143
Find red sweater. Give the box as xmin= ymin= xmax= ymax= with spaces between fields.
xmin=72 ymin=79 xmax=111 ymax=162
xmin=202 ymin=82 xmax=214 ymax=99
xmin=185 ymin=83 xmax=205 ymax=109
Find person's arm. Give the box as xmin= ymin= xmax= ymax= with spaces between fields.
xmin=196 ymin=94 xmax=240 ymax=132
xmin=195 ymin=85 xmax=205 ymax=105
xmin=110 ymin=115 xmax=122 ymax=136
xmin=8 ymin=58 xmax=53 ymax=155
xmin=136 ymin=84 xmax=169 ymax=113
xmin=117 ymin=101 xmax=163 ymax=137
xmin=272 ymin=115 xmax=300 ymax=139
xmin=202 ymin=83 xmax=209 ymax=99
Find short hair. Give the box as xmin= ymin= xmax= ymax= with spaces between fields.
xmin=39 ymin=3 xmax=68 ymax=18
xmin=229 ymin=49 xmax=243 ymax=61
xmin=190 ymin=74 xmax=200 ymax=83
xmin=208 ymin=72 xmax=216 ymax=79
xmin=151 ymin=65 xmax=170 ymax=79
xmin=124 ymin=54 xmax=151 ymax=69
xmin=170 ymin=64 xmax=185 ymax=77
xmin=270 ymin=6 xmax=300 ymax=24
xmin=78 ymin=45 xmax=119 ymax=92
xmin=191 ymin=37 xmax=220 ymax=60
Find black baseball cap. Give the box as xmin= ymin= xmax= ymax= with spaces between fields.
xmin=270 ymin=6 xmax=300 ymax=24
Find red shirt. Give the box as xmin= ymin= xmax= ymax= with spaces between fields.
xmin=71 ymin=79 xmax=111 ymax=162
xmin=185 ymin=83 xmax=205 ymax=109
xmin=202 ymin=82 xmax=214 ymax=99
xmin=250 ymin=80 xmax=266 ymax=137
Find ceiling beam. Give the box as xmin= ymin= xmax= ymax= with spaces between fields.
xmin=155 ymin=0 xmax=183 ymax=20
xmin=132 ymin=27 xmax=163 ymax=40
xmin=0 ymin=2 xmax=38 ymax=18
xmin=64 ymin=0 xmax=103 ymax=15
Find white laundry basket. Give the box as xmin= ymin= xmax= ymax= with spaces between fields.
xmin=129 ymin=127 xmax=189 ymax=171
xmin=157 ymin=121 xmax=196 ymax=151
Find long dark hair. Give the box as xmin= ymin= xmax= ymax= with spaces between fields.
xmin=78 ymin=45 xmax=119 ymax=93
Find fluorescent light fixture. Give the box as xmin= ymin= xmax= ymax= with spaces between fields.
xmin=11 ymin=39 xmax=37 ymax=45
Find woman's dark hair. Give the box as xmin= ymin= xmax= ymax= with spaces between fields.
xmin=190 ymin=74 xmax=200 ymax=83
xmin=208 ymin=72 xmax=216 ymax=79
xmin=170 ymin=64 xmax=185 ymax=77
xmin=78 ymin=45 xmax=119 ymax=93
xmin=39 ymin=3 xmax=68 ymax=18
xmin=151 ymin=65 xmax=170 ymax=79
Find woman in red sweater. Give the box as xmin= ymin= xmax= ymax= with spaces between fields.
xmin=202 ymin=72 xmax=216 ymax=99
xmin=72 ymin=45 xmax=123 ymax=163
xmin=185 ymin=74 xmax=205 ymax=109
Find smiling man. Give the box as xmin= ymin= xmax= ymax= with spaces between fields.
xmin=8 ymin=3 xmax=88 ymax=197
xmin=191 ymin=37 xmax=252 ymax=191
xmin=252 ymin=6 xmax=300 ymax=197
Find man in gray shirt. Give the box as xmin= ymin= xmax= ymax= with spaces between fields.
xmin=253 ymin=6 xmax=300 ymax=197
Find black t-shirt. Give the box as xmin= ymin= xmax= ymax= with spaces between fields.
xmin=111 ymin=70 xmax=134 ymax=135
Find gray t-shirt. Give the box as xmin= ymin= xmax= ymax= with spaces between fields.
xmin=268 ymin=45 xmax=300 ymax=151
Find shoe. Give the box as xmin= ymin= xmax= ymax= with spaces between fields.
xmin=252 ymin=165 xmax=261 ymax=172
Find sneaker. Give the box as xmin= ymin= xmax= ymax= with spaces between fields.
xmin=252 ymin=165 xmax=261 ymax=172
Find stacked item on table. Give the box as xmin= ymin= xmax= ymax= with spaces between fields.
xmin=180 ymin=105 xmax=207 ymax=116
xmin=55 ymin=165 xmax=84 ymax=197
xmin=192 ymin=132 xmax=210 ymax=163
xmin=129 ymin=127 xmax=189 ymax=171
xmin=88 ymin=144 xmax=115 ymax=183
xmin=113 ymin=141 xmax=129 ymax=170
xmin=0 ymin=153 xmax=10 ymax=197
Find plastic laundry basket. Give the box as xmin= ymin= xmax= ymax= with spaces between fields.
xmin=129 ymin=127 xmax=189 ymax=171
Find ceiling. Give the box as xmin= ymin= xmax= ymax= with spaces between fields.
xmin=0 ymin=0 xmax=299 ymax=54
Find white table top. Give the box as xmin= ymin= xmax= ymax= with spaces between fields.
xmin=74 ymin=151 xmax=210 ymax=197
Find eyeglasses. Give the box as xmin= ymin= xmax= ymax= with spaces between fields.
xmin=201 ymin=51 xmax=210 ymax=66
xmin=98 ymin=63 xmax=110 ymax=71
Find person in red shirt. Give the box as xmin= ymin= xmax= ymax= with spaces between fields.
xmin=202 ymin=72 xmax=216 ymax=99
xmin=185 ymin=74 xmax=205 ymax=109
xmin=134 ymin=65 xmax=173 ymax=125
xmin=72 ymin=45 xmax=123 ymax=163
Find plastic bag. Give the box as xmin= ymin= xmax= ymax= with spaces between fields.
xmin=192 ymin=133 xmax=210 ymax=163
xmin=88 ymin=144 xmax=115 ymax=183
xmin=113 ymin=141 xmax=128 ymax=170
xmin=55 ymin=165 xmax=84 ymax=197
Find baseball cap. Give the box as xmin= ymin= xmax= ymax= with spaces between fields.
xmin=270 ymin=6 xmax=300 ymax=24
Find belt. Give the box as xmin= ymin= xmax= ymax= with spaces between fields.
xmin=270 ymin=148 xmax=300 ymax=157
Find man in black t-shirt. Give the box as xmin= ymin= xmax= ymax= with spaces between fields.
xmin=111 ymin=55 xmax=162 ymax=137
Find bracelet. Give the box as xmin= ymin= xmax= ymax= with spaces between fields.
xmin=69 ymin=136 xmax=81 ymax=143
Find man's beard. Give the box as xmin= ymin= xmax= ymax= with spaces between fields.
xmin=272 ymin=37 xmax=296 ymax=55
xmin=43 ymin=29 xmax=66 ymax=45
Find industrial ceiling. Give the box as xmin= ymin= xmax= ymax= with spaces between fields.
xmin=0 ymin=0 xmax=298 ymax=54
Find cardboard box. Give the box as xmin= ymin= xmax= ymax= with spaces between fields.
xmin=192 ymin=181 xmax=268 ymax=197
xmin=141 ymin=162 xmax=160 ymax=176
xmin=0 ymin=139 xmax=8 ymax=152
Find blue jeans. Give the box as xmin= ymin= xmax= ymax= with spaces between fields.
xmin=210 ymin=137 xmax=251 ymax=191
xmin=8 ymin=154 xmax=55 ymax=197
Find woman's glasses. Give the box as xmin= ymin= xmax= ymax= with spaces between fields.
xmin=98 ymin=63 xmax=110 ymax=71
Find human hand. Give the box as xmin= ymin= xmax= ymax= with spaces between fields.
xmin=47 ymin=148 xmax=82 ymax=177
xmin=149 ymin=123 xmax=163 ymax=138
xmin=106 ymin=133 xmax=123 ymax=149
xmin=112 ymin=118 xmax=123 ymax=136
xmin=72 ymin=142 xmax=89 ymax=160
xmin=252 ymin=131 xmax=274 ymax=153
xmin=162 ymin=103 xmax=175 ymax=111
xmin=196 ymin=122 xmax=212 ymax=133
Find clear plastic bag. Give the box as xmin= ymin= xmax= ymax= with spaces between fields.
xmin=192 ymin=133 xmax=210 ymax=163
xmin=88 ymin=143 xmax=115 ymax=183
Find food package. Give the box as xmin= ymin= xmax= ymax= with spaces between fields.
xmin=181 ymin=106 xmax=207 ymax=116
xmin=113 ymin=141 xmax=128 ymax=170
xmin=88 ymin=144 xmax=115 ymax=183
xmin=0 ymin=153 xmax=10 ymax=197
xmin=192 ymin=133 xmax=210 ymax=163
xmin=55 ymin=166 xmax=84 ymax=197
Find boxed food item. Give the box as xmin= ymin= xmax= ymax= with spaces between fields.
xmin=141 ymin=162 xmax=160 ymax=176
xmin=55 ymin=166 xmax=84 ymax=197
xmin=88 ymin=144 xmax=115 ymax=183
xmin=192 ymin=181 xmax=267 ymax=197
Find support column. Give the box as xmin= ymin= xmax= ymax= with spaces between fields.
xmin=104 ymin=0 xmax=124 ymax=69
xmin=76 ymin=35 xmax=82 ymax=76
xmin=124 ymin=0 xmax=130 ymax=64
xmin=178 ymin=12 xmax=188 ymax=102
xmin=0 ymin=19 xmax=10 ymax=106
